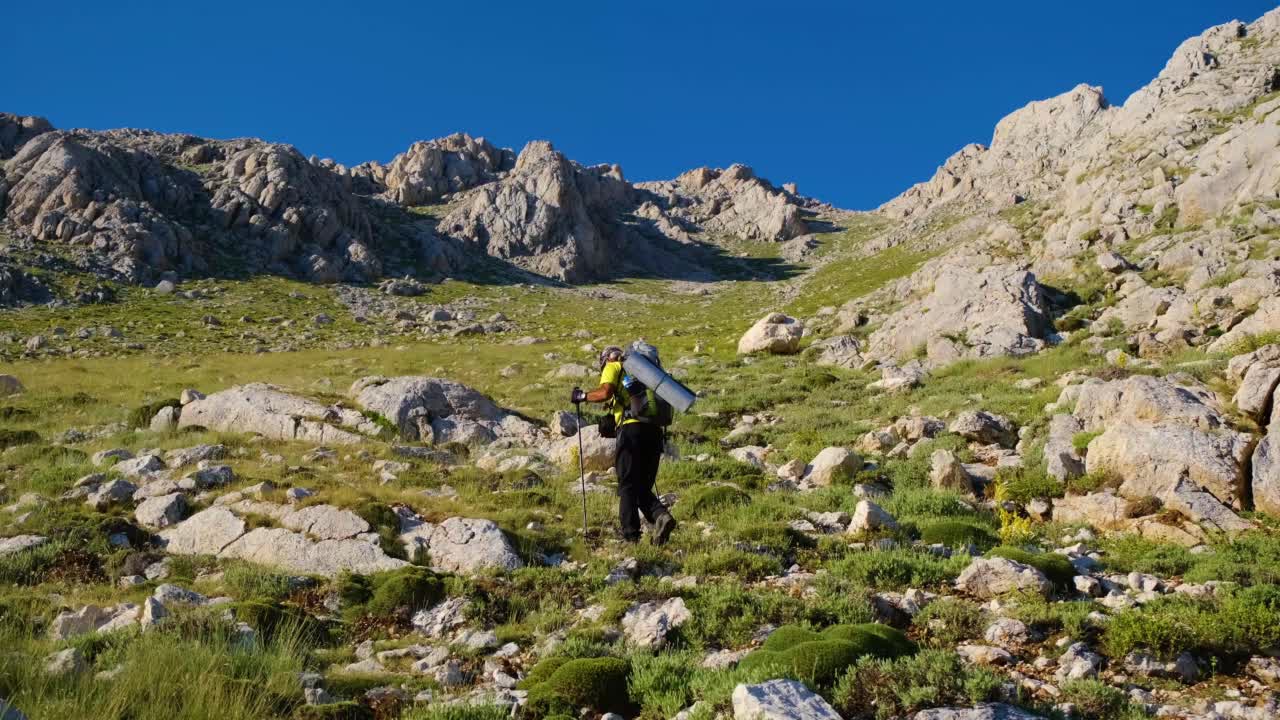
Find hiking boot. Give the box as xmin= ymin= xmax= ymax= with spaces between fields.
xmin=651 ymin=512 xmax=677 ymax=546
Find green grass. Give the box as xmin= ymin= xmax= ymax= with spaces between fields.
xmin=0 ymin=615 xmax=310 ymax=720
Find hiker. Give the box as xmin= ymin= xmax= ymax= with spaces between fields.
xmin=571 ymin=343 xmax=678 ymax=545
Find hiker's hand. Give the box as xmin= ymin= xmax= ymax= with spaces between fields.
xmin=570 ymin=387 xmax=586 ymax=404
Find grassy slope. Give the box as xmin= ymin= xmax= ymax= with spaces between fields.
xmin=2 ymin=219 xmax=1278 ymax=720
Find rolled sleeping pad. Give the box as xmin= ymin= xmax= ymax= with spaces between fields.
xmin=623 ymin=352 xmax=697 ymax=413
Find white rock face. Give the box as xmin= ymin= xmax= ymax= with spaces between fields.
xmin=621 ymin=597 xmax=691 ymax=648
xmin=731 ymin=679 xmax=842 ymax=720
xmin=398 ymin=513 xmax=523 ymax=575
xmin=1251 ymin=432 xmax=1280 ymax=516
xmin=178 ymin=383 xmax=367 ymax=444
xmin=738 ymin=313 xmax=804 ymax=355
xmin=353 ymin=132 xmax=512 ymax=206
xmin=438 ymin=140 xmax=622 ymax=282
xmin=955 ymin=557 xmax=1051 ymax=599
xmin=868 ymin=264 xmax=1050 ymax=365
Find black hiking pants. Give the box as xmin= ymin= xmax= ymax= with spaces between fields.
xmin=616 ymin=422 xmax=668 ymax=541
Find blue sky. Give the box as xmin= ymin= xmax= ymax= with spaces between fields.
xmin=5 ymin=1 xmax=1276 ymax=209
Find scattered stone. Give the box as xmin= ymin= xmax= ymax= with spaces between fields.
xmin=621 ymin=597 xmax=691 ymax=649
xmin=804 ymin=447 xmax=860 ymax=486
xmin=847 ymin=500 xmax=897 ymax=534
xmin=44 ymin=648 xmax=87 ymax=676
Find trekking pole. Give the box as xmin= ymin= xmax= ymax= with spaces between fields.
xmin=574 ymin=400 xmax=590 ymax=543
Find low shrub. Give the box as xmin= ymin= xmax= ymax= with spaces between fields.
xmin=1101 ymin=587 xmax=1280 ymax=661
xmin=918 ymin=520 xmax=998 ymax=550
xmin=912 ymin=598 xmax=986 ymax=648
xmin=993 ymin=466 xmax=1064 ymax=503
xmin=987 ymin=546 xmax=1076 ymax=591
xmin=832 ymin=548 xmax=968 ymax=590
xmin=832 ymin=649 xmax=1002 ymax=719
xmin=1124 ymin=495 xmax=1162 ymax=518
xmin=1059 ymin=679 xmax=1134 ymax=720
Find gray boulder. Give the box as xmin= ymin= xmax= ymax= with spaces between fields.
xmin=732 ymin=679 xmax=842 ymax=720
xmin=178 ymin=383 xmax=367 ymax=444
xmin=738 ymin=313 xmax=804 ymax=355
xmin=1253 ymin=431 xmax=1280 ymax=516
xmin=950 ymin=410 xmax=1016 ymax=447
xmin=350 ymin=375 xmax=538 ymax=445
xmin=811 ymin=335 xmax=862 ymax=369
xmin=219 ymin=528 xmax=407 ymax=577
xmin=398 ymin=514 xmax=523 ymax=575
xmin=1085 ymin=423 xmax=1251 ymax=513
xmin=955 ymin=557 xmax=1051 ymax=598
xmin=280 ymin=504 xmax=371 ymax=540
xmin=149 ymin=406 xmax=180 ymax=432
xmin=847 ymin=500 xmax=897 ymax=534
xmin=551 ymin=424 xmax=616 ymax=472
xmin=86 ymin=479 xmax=138 ymax=510
xmin=159 ymin=507 xmax=247 ymax=556
xmin=805 ymin=447 xmax=860 ymax=486
xmin=135 ymin=493 xmax=187 ymax=529
xmin=0 ymin=535 xmax=47 ymax=557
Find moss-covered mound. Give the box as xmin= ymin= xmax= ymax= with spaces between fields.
xmin=0 ymin=428 xmax=40 ymax=450
xmin=919 ymin=520 xmax=998 ymax=550
xmin=523 ymin=657 xmax=631 ymax=716
xmin=683 ymin=485 xmax=752 ymax=518
xmin=988 ymin=546 xmax=1076 ymax=590
xmin=337 ymin=566 xmax=444 ymax=620
xmin=128 ymin=398 xmax=181 ymax=428
xmin=739 ymin=623 xmax=916 ymax=685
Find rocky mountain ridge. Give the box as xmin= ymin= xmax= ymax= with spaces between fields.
xmin=0 ymin=116 xmax=818 ymax=296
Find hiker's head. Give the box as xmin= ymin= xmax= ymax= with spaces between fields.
xmin=600 ymin=346 xmax=623 ymax=369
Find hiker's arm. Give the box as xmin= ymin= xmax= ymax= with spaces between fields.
xmin=585 ymin=383 xmax=615 ymax=403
